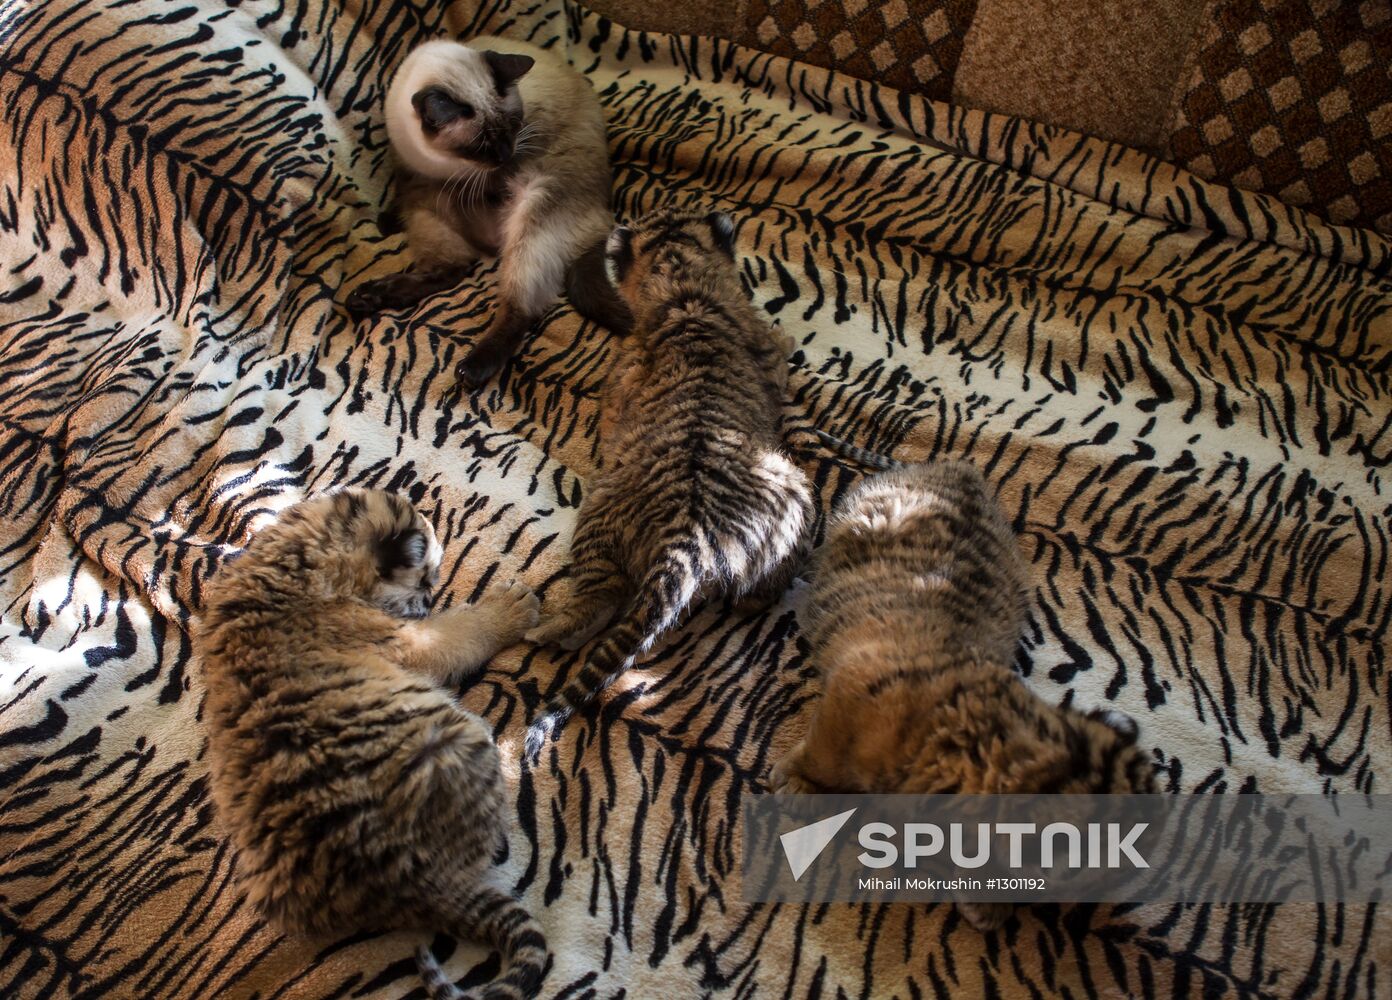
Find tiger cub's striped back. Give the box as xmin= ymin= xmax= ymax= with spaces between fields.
xmin=769 ymin=461 xmax=1156 ymax=929
xmin=525 ymin=205 xmax=814 ymax=755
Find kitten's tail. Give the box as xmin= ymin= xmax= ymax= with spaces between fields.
xmin=525 ymin=553 xmax=699 ymax=759
xmin=565 ymin=236 xmax=634 ymax=335
xmin=416 ymin=884 xmax=548 ymax=1000
xmin=815 ymin=429 xmax=903 ymax=470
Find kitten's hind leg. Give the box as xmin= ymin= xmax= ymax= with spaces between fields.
xmin=345 ymin=265 xmax=469 ymax=319
xmin=455 ymin=301 xmax=537 ymax=389
xmin=566 ymin=236 xmax=633 ymax=335
xmin=457 ymin=181 xmax=602 ymax=388
xmin=399 ymin=581 xmax=540 ymax=685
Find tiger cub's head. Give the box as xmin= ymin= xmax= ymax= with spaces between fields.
xmin=250 ymin=489 xmax=443 ymax=619
xmin=604 ymin=205 xmax=740 ymax=324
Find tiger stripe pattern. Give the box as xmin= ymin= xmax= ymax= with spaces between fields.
xmin=813 ymin=429 xmax=902 ymax=470
xmin=0 ymin=0 xmax=1387 ymax=997
xmin=198 ymin=489 xmax=547 ymax=1000
xmin=524 ymin=205 xmax=814 ymax=756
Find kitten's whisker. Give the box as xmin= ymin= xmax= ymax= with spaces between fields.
xmin=450 ymin=172 xmax=469 ymax=210
xmin=436 ymin=169 xmax=468 ymax=218
xmin=455 ymin=168 xmax=484 ymax=212
xmin=458 ymin=169 xmax=483 ymax=209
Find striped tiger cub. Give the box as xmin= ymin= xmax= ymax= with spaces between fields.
xmin=524 ymin=205 xmax=814 ymax=756
xmin=769 ymin=458 xmax=1156 ymax=931
xmin=198 ymin=490 xmax=548 ymax=1000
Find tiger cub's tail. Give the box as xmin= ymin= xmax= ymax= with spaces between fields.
xmin=416 ymin=883 xmax=548 ymax=1000
xmin=524 ymin=552 xmax=700 ymax=759
xmin=815 ymin=429 xmax=902 ymax=470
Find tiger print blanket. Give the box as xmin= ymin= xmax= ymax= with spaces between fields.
xmin=1 ymin=0 xmax=1388 ymax=997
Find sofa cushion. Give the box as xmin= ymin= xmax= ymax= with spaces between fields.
xmin=951 ymin=0 xmax=1206 ymax=150
xmin=737 ymin=0 xmax=978 ymax=102
xmin=1162 ymin=0 xmax=1392 ymax=234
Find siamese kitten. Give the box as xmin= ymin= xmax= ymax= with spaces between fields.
xmin=347 ymin=38 xmax=629 ymax=388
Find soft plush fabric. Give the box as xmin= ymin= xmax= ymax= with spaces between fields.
xmin=0 ymin=1 xmax=1389 ymax=998
xmin=952 ymin=0 xmax=1207 ymax=150
xmin=1163 ymin=0 xmax=1392 ymax=235
xmin=581 ymin=0 xmax=740 ymax=39
xmin=736 ymin=0 xmax=978 ymax=102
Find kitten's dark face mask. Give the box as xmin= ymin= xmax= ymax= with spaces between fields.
xmin=412 ymin=50 xmax=532 ymax=169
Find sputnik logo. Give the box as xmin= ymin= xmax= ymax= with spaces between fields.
xmin=780 ymin=808 xmax=857 ymax=880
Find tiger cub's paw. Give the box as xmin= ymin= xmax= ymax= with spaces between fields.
xmin=479 ymin=581 xmax=540 ymax=645
xmin=766 ymin=747 xmax=816 ymax=794
xmin=525 ymin=614 xmax=581 ymax=649
xmin=957 ymin=901 xmax=1013 ymax=932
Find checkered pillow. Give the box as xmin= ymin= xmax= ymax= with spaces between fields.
xmin=1163 ymin=0 xmax=1392 ymax=234
xmin=737 ymin=0 xmax=978 ymax=102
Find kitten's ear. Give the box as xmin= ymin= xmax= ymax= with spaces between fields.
xmin=377 ymin=528 xmax=428 ymax=575
xmin=483 ymin=50 xmax=534 ymax=90
xmin=1089 ymin=707 xmax=1139 ymax=745
xmin=605 ymin=225 xmax=634 ymax=285
xmin=706 ymin=211 xmax=735 ymax=256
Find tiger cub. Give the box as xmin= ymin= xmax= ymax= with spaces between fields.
xmin=524 ymin=205 xmax=813 ymax=755
xmin=769 ymin=457 xmax=1155 ymax=931
xmin=198 ymin=489 xmax=547 ymax=1000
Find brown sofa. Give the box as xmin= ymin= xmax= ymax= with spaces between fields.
xmin=587 ymin=0 xmax=1392 ymax=234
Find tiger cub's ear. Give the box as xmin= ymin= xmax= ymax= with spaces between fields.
xmin=605 ymin=225 xmax=634 ymax=285
xmin=376 ymin=528 xmax=428 ymax=576
xmin=1088 ymin=707 xmax=1139 ymax=745
xmin=706 ymin=211 xmax=735 ymax=256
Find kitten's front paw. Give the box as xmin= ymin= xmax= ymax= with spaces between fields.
xmin=483 ymin=581 xmax=540 ymax=642
xmin=345 ymin=276 xmax=419 ymax=319
xmin=455 ymin=344 xmax=507 ymax=388
xmin=345 ymin=281 xmax=392 ymax=319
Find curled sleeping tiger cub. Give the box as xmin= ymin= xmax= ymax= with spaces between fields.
xmin=524 ymin=205 xmax=814 ymax=756
xmin=198 ymin=489 xmax=547 ymax=1000
xmin=770 ymin=450 xmax=1156 ymax=931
